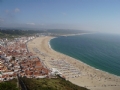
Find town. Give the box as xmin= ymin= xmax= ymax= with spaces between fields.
xmin=0 ymin=36 xmax=51 ymax=81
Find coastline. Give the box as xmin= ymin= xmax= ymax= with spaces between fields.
xmin=27 ymin=36 xmax=120 ymax=90
xmin=49 ymin=35 xmax=120 ymax=78
xmin=48 ymin=37 xmax=56 ymax=50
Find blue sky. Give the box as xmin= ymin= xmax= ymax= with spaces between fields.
xmin=0 ymin=0 xmax=120 ymax=33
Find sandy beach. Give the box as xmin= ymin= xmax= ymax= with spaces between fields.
xmin=27 ymin=36 xmax=120 ymax=90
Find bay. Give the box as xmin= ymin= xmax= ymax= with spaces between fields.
xmin=50 ymin=33 xmax=120 ymax=76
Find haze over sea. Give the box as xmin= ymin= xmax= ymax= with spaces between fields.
xmin=50 ymin=33 xmax=120 ymax=76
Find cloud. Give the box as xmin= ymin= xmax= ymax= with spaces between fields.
xmin=26 ymin=23 xmax=35 ymax=25
xmin=14 ymin=8 xmax=20 ymax=12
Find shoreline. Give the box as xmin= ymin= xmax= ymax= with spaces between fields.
xmin=49 ymin=36 xmax=120 ymax=78
xmin=48 ymin=37 xmax=56 ymax=50
xmin=27 ymin=36 xmax=120 ymax=90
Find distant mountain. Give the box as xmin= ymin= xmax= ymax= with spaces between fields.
xmin=0 ymin=28 xmax=91 ymax=39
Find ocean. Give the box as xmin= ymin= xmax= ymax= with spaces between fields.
xmin=50 ymin=33 xmax=120 ymax=76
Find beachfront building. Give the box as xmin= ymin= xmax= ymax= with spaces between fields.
xmin=50 ymin=68 xmax=62 ymax=76
xmin=0 ymin=36 xmax=50 ymax=81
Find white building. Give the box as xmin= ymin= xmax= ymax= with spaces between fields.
xmin=51 ymin=68 xmax=62 ymax=76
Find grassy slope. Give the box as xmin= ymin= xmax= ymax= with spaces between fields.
xmin=21 ymin=77 xmax=89 ymax=90
xmin=0 ymin=79 xmax=19 ymax=90
xmin=0 ymin=77 xmax=89 ymax=90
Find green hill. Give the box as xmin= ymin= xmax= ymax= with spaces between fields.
xmin=21 ymin=76 xmax=89 ymax=90
xmin=0 ymin=79 xmax=19 ymax=90
xmin=0 ymin=77 xmax=89 ymax=90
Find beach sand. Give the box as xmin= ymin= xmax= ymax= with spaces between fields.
xmin=27 ymin=36 xmax=120 ymax=90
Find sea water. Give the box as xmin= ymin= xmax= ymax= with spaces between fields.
xmin=50 ymin=33 xmax=120 ymax=76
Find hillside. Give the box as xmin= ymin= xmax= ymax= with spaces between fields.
xmin=0 ymin=76 xmax=89 ymax=90
xmin=21 ymin=76 xmax=89 ymax=90
xmin=0 ymin=79 xmax=18 ymax=90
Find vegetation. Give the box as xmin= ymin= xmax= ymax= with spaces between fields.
xmin=21 ymin=76 xmax=89 ymax=90
xmin=0 ymin=28 xmax=89 ymax=39
xmin=0 ymin=76 xmax=89 ymax=90
xmin=0 ymin=79 xmax=19 ymax=90
xmin=0 ymin=29 xmax=45 ymax=39
xmin=0 ymin=29 xmax=45 ymax=36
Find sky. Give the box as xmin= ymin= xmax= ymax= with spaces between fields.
xmin=0 ymin=0 xmax=120 ymax=33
